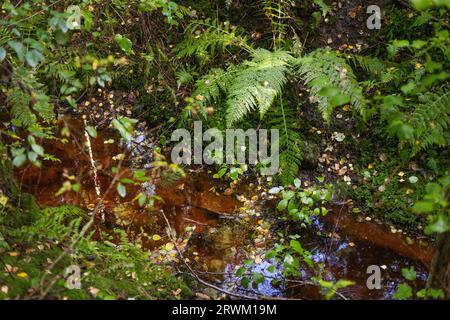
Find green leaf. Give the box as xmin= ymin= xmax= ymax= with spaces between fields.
xmin=25 ymin=49 xmax=45 ymax=68
xmin=400 ymin=82 xmax=416 ymax=95
xmin=13 ymin=154 xmax=27 ymax=167
xmin=115 ymin=34 xmax=133 ymax=53
xmin=241 ymin=276 xmax=250 ymax=288
xmin=402 ymin=267 xmax=417 ymax=281
xmin=120 ymin=178 xmax=134 ymax=184
xmin=229 ymin=167 xmax=239 ymax=180
xmin=236 ymin=267 xmax=245 ymax=277
xmin=27 ymin=151 xmax=38 ymax=163
xmin=117 ymin=183 xmax=126 ymax=198
xmin=282 ymin=190 xmax=295 ymax=200
xmin=0 ymin=46 xmax=6 ymax=62
xmin=265 ymin=250 xmax=277 ymax=259
xmin=427 ymin=288 xmax=445 ymax=299
xmin=425 ymin=214 xmax=450 ymax=234
xmin=72 ymin=183 xmax=81 ymax=192
xmin=330 ymin=94 xmax=351 ymax=107
xmin=252 ymin=272 xmax=265 ymax=285
xmin=8 ymin=41 xmax=25 ymax=61
xmin=392 ymin=40 xmax=410 ymax=48
xmin=138 ymin=194 xmax=147 ymax=207
xmin=319 ymin=86 xmax=340 ymax=97
xmin=31 ymin=144 xmax=44 ymax=156
xmin=412 ymin=201 xmax=434 ymax=213
xmin=416 ymin=288 xmax=427 ymax=298
xmin=244 ymin=259 xmax=254 ymax=266
xmin=112 ymin=117 xmax=136 ymax=141
xmin=411 ymin=40 xmax=427 ymax=49
xmin=277 ymin=199 xmax=288 ymax=211
xmin=411 ymin=0 xmax=450 ymax=10
xmin=393 ymin=283 xmax=413 ymax=299
xmin=397 ymin=123 xmax=414 ymax=140
xmin=213 ymin=167 xmax=227 ymax=179
xmin=85 ymin=126 xmax=97 ymax=138
xmin=335 ymin=279 xmax=355 ymax=289
xmin=290 ymin=240 xmax=303 ymax=254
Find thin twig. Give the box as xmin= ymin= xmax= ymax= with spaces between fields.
xmin=159 ymin=209 xmax=290 ymax=300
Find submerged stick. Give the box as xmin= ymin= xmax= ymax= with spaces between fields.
xmin=83 ymin=117 xmax=104 ymax=221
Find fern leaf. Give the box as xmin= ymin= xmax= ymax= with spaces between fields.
xmin=409 ymin=89 xmax=450 ymax=154
xmin=0 ymin=26 xmax=11 ymax=46
xmin=173 ymin=19 xmax=250 ymax=63
xmin=259 ymin=0 xmax=291 ymax=47
xmin=294 ymin=49 xmax=368 ymax=122
xmin=7 ymin=89 xmax=35 ymax=128
xmin=265 ymin=103 xmax=303 ymax=184
xmin=6 ymin=67 xmax=54 ymax=128
xmin=192 ymin=67 xmax=234 ymax=106
xmin=226 ymin=49 xmax=292 ymax=126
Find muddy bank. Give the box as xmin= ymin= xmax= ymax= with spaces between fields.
xmin=325 ymin=206 xmax=434 ymax=266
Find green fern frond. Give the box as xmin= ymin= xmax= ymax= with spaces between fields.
xmin=352 ymin=55 xmax=387 ymax=78
xmin=173 ymin=19 xmax=251 ymax=63
xmin=46 ymin=60 xmax=77 ymax=84
xmin=0 ymin=26 xmax=11 ymax=46
xmin=352 ymin=55 xmax=399 ymax=87
xmin=7 ymin=89 xmax=35 ymax=128
xmin=265 ymin=103 xmax=303 ymax=184
xmin=32 ymin=92 xmax=54 ymax=122
xmin=7 ymin=68 xmax=54 ymax=128
xmin=175 ymin=66 xmax=195 ymax=88
xmin=409 ymin=90 xmax=450 ymax=154
xmin=226 ymin=49 xmax=292 ymax=126
xmin=178 ymin=67 xmax=235 ymax=127
xmin=259 ymin=0 xmax=291 ymax=48
xmin=192 ymin=67 xmax=234 ymax=106
xmin=294 ymin=49 xmax=368 ymax=122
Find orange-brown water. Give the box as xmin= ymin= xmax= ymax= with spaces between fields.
xmin=16 ymin=116 xmax=434 ymax=299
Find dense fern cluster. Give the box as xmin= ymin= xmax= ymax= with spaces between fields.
xmin=173 ymin=19 xmax=251 ymax=64
xmin=352 ymin=55 xmax=400 ymax=88
xmin=259 ymin=0 xmax=292 ymax=48
xmin=409 ymin=89 xmax=450 ymax=154
xmin=177 ymin=41 xmax=370 ymax=181
xmin=294 ymin=49 xmax=368 ymax=123
xmin=6 ymin=68 xmax=54 ymax=129
xmin=226 ymin=49 xmax=292 ymax=126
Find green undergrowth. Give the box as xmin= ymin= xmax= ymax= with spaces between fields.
xmin=0 ymin=202 xmax=191 ymax=300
